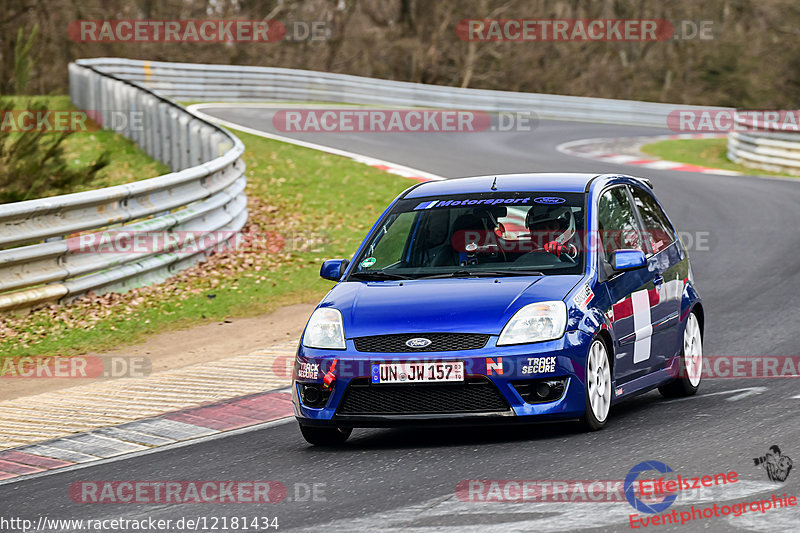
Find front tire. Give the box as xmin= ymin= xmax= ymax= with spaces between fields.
xmin=579 ymin=338 xmax=612 ymax=431
xmin=659 ymin=311 xmax=702 ymax=398
xmin=299 ymin=424 xmax=352 ymax=446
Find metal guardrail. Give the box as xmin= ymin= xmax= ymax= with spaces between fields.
xmin=0 ymin=59 xmax=247 ymax=311
xmin=79 ymin=58 xmax=723 ymax=128
xmin=727 ymin=114 xmax=800 ymax=175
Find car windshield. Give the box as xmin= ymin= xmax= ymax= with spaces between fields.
xmin=348 ymin=191 xmax=586 ymax=279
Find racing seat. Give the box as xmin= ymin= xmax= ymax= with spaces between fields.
xmin=441 ymin=213 xmax=490 ymax=266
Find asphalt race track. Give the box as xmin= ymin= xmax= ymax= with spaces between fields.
xmin=3 ymin=108 xmax=799 ymax=533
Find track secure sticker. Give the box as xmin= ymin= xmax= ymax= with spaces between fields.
xmin=360 ymin=257 xmax=377 ymax=268
xmin=522 ymin=356 xmax=556 ymax=374
xmin=573 ymin=284 xmax=594 ymax=309
xmin=297 ymin=362 xmax=319 ymax=379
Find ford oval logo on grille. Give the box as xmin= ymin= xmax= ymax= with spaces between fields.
xmin=405 ymin=337 xmax=432 ymax=348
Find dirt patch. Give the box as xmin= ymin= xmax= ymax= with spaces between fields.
xmin=0 ymin=303 xmax=315 ymax=402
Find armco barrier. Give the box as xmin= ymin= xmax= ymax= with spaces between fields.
xmin=727 ymin=114 xmax=800 ymax=175
xmin=75 ymin=58 xmax=724 ymax=127
xmin=0 ymin=59 xmax=246 ymax=312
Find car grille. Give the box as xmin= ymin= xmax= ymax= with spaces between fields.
xmin=353 ymin=333 xmax=489 ymax=353
xmin=336 ymin=378 xmax=509 ymax=415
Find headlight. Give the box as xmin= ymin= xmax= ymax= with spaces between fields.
xmin=302 ymin=308 xmax=346 ymax=349
xmin=497 ymin=301 xmax=567 ymax=346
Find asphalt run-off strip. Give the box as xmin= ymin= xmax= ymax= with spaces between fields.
xmin=0 ymin=342 xmax=297 ymax=482
xmin=557 ymin=133 xmax=744 ymax=176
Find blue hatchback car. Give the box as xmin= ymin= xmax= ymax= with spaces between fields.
xmin=293 ymin=173 xmax=704 ymax=445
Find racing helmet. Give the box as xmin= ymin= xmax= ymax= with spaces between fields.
xmin=525 ymin=205 xmax=576 ymax=245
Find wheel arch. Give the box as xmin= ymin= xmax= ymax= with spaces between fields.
xmin=594 ymin=328 xmax=615 ymax=375
xmin=689 ymin=302 xmax=705 ymax=338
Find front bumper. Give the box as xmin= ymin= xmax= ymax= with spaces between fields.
xmin=292 ymin=329 xmax=594 ymax=428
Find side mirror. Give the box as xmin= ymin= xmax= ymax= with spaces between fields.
xmin=320 ymin=259 xmax=349 ymax=281
xmin=611 ymin=249 xmax=647 ymax=272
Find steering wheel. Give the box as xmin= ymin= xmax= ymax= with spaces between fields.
xmin=562 ymin=243 xmax=578 ymax=263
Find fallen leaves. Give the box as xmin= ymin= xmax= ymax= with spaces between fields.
xmin=0 ymin=193 xmax=327 ymax=355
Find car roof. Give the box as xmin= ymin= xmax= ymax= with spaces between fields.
xmin=403 ymin=173 xmax=602 ymax=198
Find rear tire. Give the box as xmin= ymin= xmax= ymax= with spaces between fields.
xmin=659 ymin=311 xmax=702 ymax=398
xmin=299 ymin=424 xmax=352 ymax=446
xmin=579 ymin=338 xmax=612 ymax=431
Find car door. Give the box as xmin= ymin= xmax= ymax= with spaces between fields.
xmin=628 ymin=185 xmax=686 ymax=368
xmin=597 ymin=186 xmax=659 ymax=384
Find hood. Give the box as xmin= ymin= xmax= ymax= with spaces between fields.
xmin=321 ymin=275 xmax=584 ymax=338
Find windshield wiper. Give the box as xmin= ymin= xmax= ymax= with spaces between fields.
xmin=417 ymin=269 xmax=544 ymax=279
xmin=349 ymin=271 xmax=412 ymax=281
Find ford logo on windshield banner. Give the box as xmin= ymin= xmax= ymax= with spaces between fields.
xmin=405 ymin=338 xmax=432 ymax=348
xmin=534 ymin=196 xmax=566 ymax=204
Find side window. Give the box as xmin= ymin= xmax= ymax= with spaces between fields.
xmin=366 ymin=211 xmax=416 ymax=269
xmin=418 ymin=208 xmax=451 ymax=248
xmin=597 ymin=187 xmax=645 ymax=258
xmin=629 ymin=186 xmax=675 ymax=254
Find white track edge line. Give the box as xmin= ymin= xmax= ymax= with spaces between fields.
xmin=555 ymin=136 xmax=800 ymax=183
xmin=187 ymin=103 xmax=445 ymax=181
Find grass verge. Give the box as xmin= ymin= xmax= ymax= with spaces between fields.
xmin=0 ymin=128 xmax=412 ymax=358
xmin=2 ymin=96 xmax=169 ymax=193
xmin=640 ymin=138 xmax=796 ymax=178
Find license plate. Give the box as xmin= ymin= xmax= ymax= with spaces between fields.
xmin=371 ymin=362 xmax=464 ymax=384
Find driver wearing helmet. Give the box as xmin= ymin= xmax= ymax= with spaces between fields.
xmin=526 ymin=205 xmax=578 ymax=259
